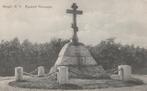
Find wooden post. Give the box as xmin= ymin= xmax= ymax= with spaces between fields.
xmin=38 ymin=66 xmax=45 ymax=77
xmin=15 ymin=67 xmax=23 ymax=81
xmin=57 ymin=66 xmax=69 ymax=84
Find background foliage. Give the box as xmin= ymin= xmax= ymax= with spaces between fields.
xmin=0 ymin=38 xmax=146 ymax=76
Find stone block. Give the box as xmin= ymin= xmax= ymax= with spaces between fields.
xmin=38 ymin=66 xmax=45 ymax=77
xmin=118 ymin=65 xmax=132 ymax=80
xmin=57 ymin=66 xmax=69 ymax=84
xmin=15 ymin=67 xmax=23 ymax=81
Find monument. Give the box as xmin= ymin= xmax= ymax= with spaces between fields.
xmin=11 ymin=2 xmax=142 ymax=90
xmin=49 ymin=3 xmax=106 ymax=79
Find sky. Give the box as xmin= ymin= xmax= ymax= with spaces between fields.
xmin=0 ymin=0 xmax=147 ymax=47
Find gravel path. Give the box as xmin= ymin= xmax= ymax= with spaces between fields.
xmin=0 ymin=75 xmax=147 ymax=91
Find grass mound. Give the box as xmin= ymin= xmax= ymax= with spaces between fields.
xmin=125 ymin=78 xmax=144 ymax=85
xmin=58 ymin=84 xmax=82 ymax=90
xmin=9 ymin=77 xmax=144 ymax=90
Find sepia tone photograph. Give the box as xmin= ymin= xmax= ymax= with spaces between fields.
xmin=0 ymin=0 xmax=147 ymax=91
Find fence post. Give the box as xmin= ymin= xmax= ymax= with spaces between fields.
xmin=38 ymin=66 xmax=45 ymax=77
xmin=57 ymin=66 xmax=69 ymax=84
xmin=118 ymin=65 xmax=132 ymax=81
xmin=15 ymin=67 xmax=23 ymax=81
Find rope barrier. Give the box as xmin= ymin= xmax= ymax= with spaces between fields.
xmin=23 ymin=72 xmax=37 ymax=77
xmin=46 ymin=71 xmax=57 ymax=77
xmin=29 ymin=68 xmax=38 ymax=74
xmin=69 ymin=69 xmax=93 ymax=78
xmin=35 ymin=71 xmax=58 ymax=80
xmin=112 ymin=68 xmax=118 ymax=74
xmin=46 ymin=71 xmax=58 ymax=79
xmin=22 ymin=67 xmax=58 ymax=79
xmin=22 ymin=68 xmax=38 ymax=77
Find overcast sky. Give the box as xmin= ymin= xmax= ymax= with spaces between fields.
xmin=0 ymin=0 xmax=147 ymax=47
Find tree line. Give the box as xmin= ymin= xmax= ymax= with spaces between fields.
xmin=89 ymin=38 xmax=147 ymax=73
xmin=0 ymin=38 xmax=146 ymax=76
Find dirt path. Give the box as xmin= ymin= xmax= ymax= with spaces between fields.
xmin=0 ymin=75 xmax=147 ymax=91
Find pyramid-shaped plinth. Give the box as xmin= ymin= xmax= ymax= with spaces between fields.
xmin=49 ymin=42 xmax=106 ymax=79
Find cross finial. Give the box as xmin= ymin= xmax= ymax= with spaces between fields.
xmin=66 ymin=3 xmax=83 ymax=45
xmin=72 ymin=3 xmax=78 ymax=9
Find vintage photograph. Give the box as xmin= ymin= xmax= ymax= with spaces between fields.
xmin=0 ymin=0 xmax=147 ymax=91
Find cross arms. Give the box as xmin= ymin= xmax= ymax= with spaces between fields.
xmin=66 ymin=9 xmax=83 ymax=15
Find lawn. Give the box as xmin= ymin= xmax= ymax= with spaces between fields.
xmin=9 ymin=76 xmax=144 ymax=90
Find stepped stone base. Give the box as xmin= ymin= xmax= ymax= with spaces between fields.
xmin=49 ymin=42 xmax=109 ymax=79
xmin=68 ymin=65 xmax=107 ymax=79
xmin=50 ymin=65 xmax=108 ymax=79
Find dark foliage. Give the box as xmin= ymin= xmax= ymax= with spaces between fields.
xmin=89 ymin=38 xmax=147 ymax=72
xmin=0 ymin=38 xmax=69 ymax=76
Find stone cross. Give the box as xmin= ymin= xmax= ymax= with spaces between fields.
xmin=66 ymin=3 xmax=83 ymax=44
